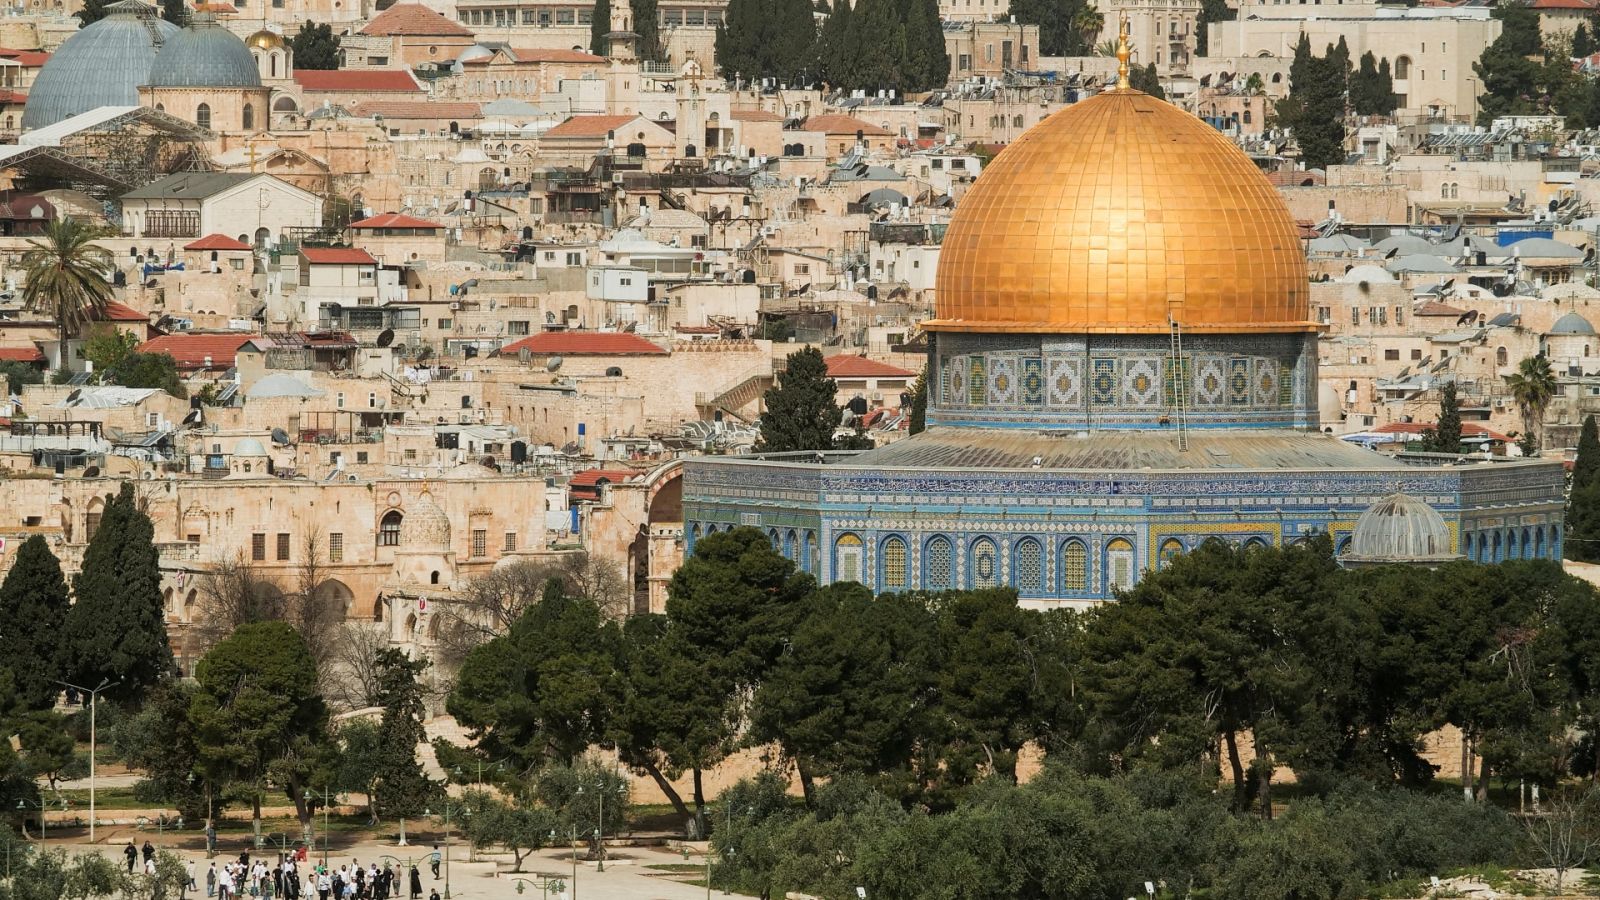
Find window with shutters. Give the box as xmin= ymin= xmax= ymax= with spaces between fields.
xmin=277 ymin=533 xmax=291 ymax=561
xmin=252 ymin=533 xmax=266 ymax=561
xmin=472 ymin=529 xmax=487 ymax=558
xmin=504 ymin=532 xmax=517 ymax=552
xmin=329 ymin=532 xmax=344 ymax=562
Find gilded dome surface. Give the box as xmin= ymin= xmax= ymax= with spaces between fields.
xmin=929 ymin=89 xmax=1313 ymax=335
xmin=246 ymin=29 xmax=285 ymax=50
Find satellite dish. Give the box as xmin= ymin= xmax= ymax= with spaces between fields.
xmin=82 ymin=466 xmax=99 ymax=478
xmin=65 ymin=389 xmax=81 ymax=404
xmin=270 ymin=427 xmax=290 ymax=444
xmin=376 ymin=328 xmax=395 ymax=347
xmin=546 ymin=356 xmax=563 ymax=372
xmin=182 ymin=409 xmax=202 ymax=425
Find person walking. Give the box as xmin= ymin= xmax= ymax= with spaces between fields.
xmin=207 ymin=863 xmax=218 ymax=898
xmin=187 ymin=860 xmax=198 ymax=891
xmin=428 ymin=847 xmax=440 ymax=880
xmin=408 ymin=866 xmax=422 ymax=900
xmin=143 ymin=840 xmax=156 ymax=866
xmin=125 ymin=842 xmax=138 ymax=873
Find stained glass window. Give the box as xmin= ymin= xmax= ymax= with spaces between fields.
xmin=968 ymin=357 xmax=986 ymax=405
xmin=926 ymin=536 xmax=953 ymax=589
xmin=971 ymin=538 xmax=998 ymax=588
xmin=1014 ymin=538 xmax=1043 ymax=592
xmin=836 ymin=533 xmax=863 ymax=584
xmin=1061 ymin=540 xmax=1087 ymax=592
xmin=882 ymin=537 xmax=907 ymax=591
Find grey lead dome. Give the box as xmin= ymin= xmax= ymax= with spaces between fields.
xmin=1346 ymin=493 xmax=1459 ymax=565
xmin=146 ymin=15 xmax=262 ymax=89
xmin=21 ymin=0 xmax=180 ymax=131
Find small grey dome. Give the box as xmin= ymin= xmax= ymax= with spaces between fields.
xmin=147 ymin=16 xmax=262 ymax=88
xmin=1551 ymin=311 xmax=1596 ymax=336
xmin=233 ymin=437 xmax=268 ymax=457
xmin=1344 ymin=493 xmax=1458 ymax=566
xmin=22 ymin=0 xmax=181 ymax=130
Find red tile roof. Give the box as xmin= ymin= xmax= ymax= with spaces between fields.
xmin=0 ymin=90 xmax=25 ymax=104
xmin=569 ymin=468 xmax=637 ymax=487
xmin=542 ymin=114 xmax=639 ymax=138
xmin=136 ymin=334 xmax=254 ymax=371
xmin=731 ymin=109 xmax=784 ymax=123
xmin=507 ymin=47 xmax=606 ymax=64
xmin=350 ymin=100 xmax=481 ymax=120
xmin=351 ymin=212 xmax=443 ymax=229
xmin=360 ymin=3 xmax=473 ymax=35
xmin=292 ymin=69 xmax=423 ymax=93
xmin=797 ymin=114 xmax=891 ymax=136
xmin=98 ymin=301 xmax=149 ymax=322
xmin=0 ymin=345 xmax=43 ymax=363
xmin=185 ymin=234 xmax=252 ymax=251
xmin=0 ymin=49 xmax=49 ymax=67
xmin=1533 ymin=0 xmax=1595 ymax=9
xmin=824 ymin=355 xmax=915 ymax=378
xmin=301 ymin=247 xmax=378 ymax=265
xmin=499 ymin=332 xmax=668 ymax=356
xmin=1373 ymin=421 xmax=1512 ymax=442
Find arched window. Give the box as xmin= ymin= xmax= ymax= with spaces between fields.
xmin=1244 ymin=536 xmax=1270 ymax=549
xmin=605 ymin=366 xmax=623 ymax=376
xmin=1060 ymin=540 xmax=1087 ymax=593
xmin=924 ymin=536 xmax=953 ymax=590
xmin=1106 ymin=538 xmax=1135 ymax=592
xmin=835 ymin=534 xmax=863 ymax=584
xmin=784 ymin=529 xmax=797 ymax=560
xmin=195 ymin=103 xmax=211 ymax=129
xmin=969 ymin=538 xmax=998 ymax=588
xmin=379 ymin=510 xmax=403 ymax=546
xmin=1492 ymin=531 xmax=1502 ymax=562
xmin=1535 ymin=527 xmax=1545 ymax=559
xmin=1159 ymin=538 xmax=1185 ymax=568
xmin=1496 ymin=346 xmax=1508 ymax=367
xmin=806 ymin=531 xmax=819 ymax=576
xmin=1013 ymin=538 xmax=1043 ymax=592
xmin=768 ymin=528 xmax=781 ymax=551
xmin=1394 ymin=56 xmax=1411 ymax=79
xmin=242 ymin=103 xmax=254 ymax=130
xmin=1440 ymin=183 xmax=1450 ymax=199
xmin=881 ymin=536 xmax=908 ymax=591
xmin=430 ymin=570 xmax=441 ymax=584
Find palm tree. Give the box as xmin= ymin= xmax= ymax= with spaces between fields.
xmin=1074 ymin=5 xmax=1105 ymax=53
xmin=1505 ymin=353 xmax=1558 ymax=453
xmin=20 ymin=217 xmax=114 ymax=374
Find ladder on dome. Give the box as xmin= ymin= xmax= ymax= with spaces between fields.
xmin=1167 ymin=317 xmax=1189 ymax=452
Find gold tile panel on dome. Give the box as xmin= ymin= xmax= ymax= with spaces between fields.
xmin=925 ymin=88 xmax=1318 ymax=335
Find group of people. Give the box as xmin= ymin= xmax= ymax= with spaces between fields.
xmin=121 ymin=839 xmax=447 ymax=900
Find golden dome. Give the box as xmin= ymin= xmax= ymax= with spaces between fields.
xmin=245 ymin=28 xmax=284 ymax=50
xmin=928 ymin=89 xmax=1313 ymax=335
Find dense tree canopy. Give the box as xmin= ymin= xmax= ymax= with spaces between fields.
xmin=758 ymin=347 xmax=849 ymax=452
xmin=0 ymin=536 xmax=70 ymax=710
xmin=289 ymin=21 xmax=341 ymax=70
xmin=1348 ymin=51 xmax=1397 ymax=117
xmin=1275 ymin=34 xmax=1349 ymax=170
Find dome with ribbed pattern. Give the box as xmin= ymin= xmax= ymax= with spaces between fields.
xmin=146 ymin=15 xmax=262 ymax=88
xmin=21 ymin=0 xmax=180 ymax=130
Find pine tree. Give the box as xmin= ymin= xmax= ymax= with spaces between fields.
xmin=592 ymin=0 xmax=612 ymax=57
xmin=1569 ymin=415 xmax=1600 ymax=562
xmin=75 ymin=0 xmax=109 ymax=26
xmin=1474 ymin=1 xmax=1543 ymax=125
xmin=1195 ymin=0 xmax=1234 ymax=57
xmin=290 ymin=22 xmax=341 ymax=70
xmin=1434 ymin=380 xmax=1463 ymax=454
xmin=1276 ymin=35 xmax=1349 ymax=170
xmin=62 ymin=484 xmax=172 ymax=703
xmin=758 ymin=347 xmax=845 ymax=452
xmin=629 ymin=0 xmax=662 ymax=60
xmin=0 ymin=536 xmax=69 ymax=710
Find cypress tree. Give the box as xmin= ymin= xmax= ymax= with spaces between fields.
xmin=1131 ymin=62 xmax=1165 ymax=99
xmin=715 ymin=0 xmax=764 ymax=82
xmin=370 ymin=650 xmax=439 ymax=818
xmin=1434 ymin=380 xmax=1463 ymax=454
xmin=758 ymin=347 xmax=845 ymax=452
xmin=629 ymin=0 xmax=661 ymax=60
xmin=816 ymin=0 xmax=855 ymax=88
xmin=289 ymin=21 xmax=341 ymax=70
xmin=908 ymin=365 xmax=928 ymax=435
xmin=852 ymin=0 xmax=903 ymax=91
xmin=1276 ymin=35 xmax=1349 ymax=169
xmin=1473 ymin=2 xmax=1543 ymax=124
xmin=1576 ymin=23 xmax=1595 ymax=59
xmin=591 ymin=0 xmax=612 ymax=57
xmin=75 ymin=0 xmax=109 ymax=26
xmin=901 ymin=0 xmax=947 ymax=90
xmin=62 ymin=484 xmax=172 ymax=703
xmin=1195 ymin=0 xmax=1234 ymax=57
xmin=1568 ymin=415 xmax=1600 ymax=562
xmin=0 ymin=536 xmax=70 ymax=710
xmin=159 ymin=0 xmax=188 ymax=26
xmin=773 ymin=0 xmax=820 ymax=84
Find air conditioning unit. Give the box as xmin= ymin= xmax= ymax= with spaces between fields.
xmin=450 ymin=301 xmax=461 ymax=310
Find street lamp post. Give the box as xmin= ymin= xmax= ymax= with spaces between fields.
xmin=511 ymin=874 xmax=567 ymax=898
xmin=304 ymin=789 xmax=334 ymax=870
xmin=53 ymin=677 xmax=119 ymax=844
xmin=16 ymin=798 xmax=63 ymax=845
xmin=578 ymin=782 xmax=627 ymax=873
xmin=425 ymin=802 xmax=470 ymax=900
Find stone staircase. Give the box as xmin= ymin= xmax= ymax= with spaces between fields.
xmin=695 ymin=367 xmax=772 ymax=423
xmin=420 ymin=715 xmax=473 ymax=783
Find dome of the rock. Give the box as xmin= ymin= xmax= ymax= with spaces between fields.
xmin=929 ymin=88 xmax=1312 ymax=335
